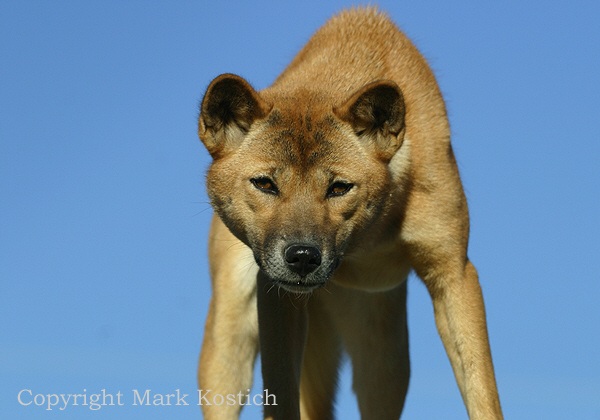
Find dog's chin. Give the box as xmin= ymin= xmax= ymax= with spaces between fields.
xmin=276 ymin=280 xmax=325 ymax=294
xmin=259 ymin=266 xmax=335 ymax=294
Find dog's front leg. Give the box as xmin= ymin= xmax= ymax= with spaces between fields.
xmin=198 ymin=218 xmax=260 ymax=420
xmin=427 ymin=260 xmax=503 ymax=419
xmin=257 ymin=271 xmax=308 ymax=420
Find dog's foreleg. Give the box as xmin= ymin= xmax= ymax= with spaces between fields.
xmin=427 ymin=260 xmax=503 ymax=419
xmin=403 ymin=205 xmax=502 ymax=417
xmin=257 ymin=272 xmax=308 ymax=420
xmin=402 ymin=151 xmax=503 ymax=418
xmin=198 ymin=219 xmax=260 ymax=419
xmin=199 ymin=294 xmax=259 ymax=419
xmin=199 ymin=295 xmax=258 ymax=419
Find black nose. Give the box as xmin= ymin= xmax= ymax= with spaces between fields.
xmin=284 ymin=244 xmax=322 ymax=276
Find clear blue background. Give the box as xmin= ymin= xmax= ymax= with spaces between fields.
xmin=2 ymin=1 xmax=599 ymax=418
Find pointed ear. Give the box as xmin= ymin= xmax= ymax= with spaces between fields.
xmin=198 ymin=73 xmax=271 ymax=158
xmin=334 ymin=80 xmax=405 ymax=161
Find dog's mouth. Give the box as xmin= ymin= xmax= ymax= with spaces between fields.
xmin=276 ymin=279 xmax=326 ymax=294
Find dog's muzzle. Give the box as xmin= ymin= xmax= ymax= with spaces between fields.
xmin=254 ymin=240 xmax=340 ymax=294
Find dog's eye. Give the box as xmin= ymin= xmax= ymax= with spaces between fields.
xmin=250 ymin=177 xmax=279 ymax=195
xmin=326 ymin=181 xmax=354 ymax=198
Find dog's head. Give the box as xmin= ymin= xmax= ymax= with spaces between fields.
xmin=198 ymin=74 xmax=406 ymax=293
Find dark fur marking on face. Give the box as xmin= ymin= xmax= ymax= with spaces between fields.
xmin=266 ymin=110 xmax=283 ymax=126
xmin=305 ymin=115 xmax=313 ymax=132
xmin=268 ymin=128 xmax=302 ymax=164
xmin=264 ymin=111 xmax=339 ymax=168
xmin=323 ymin=114 xmax=338 ymax=127
xmin=313 ymin=130 xmax=326 ymax=143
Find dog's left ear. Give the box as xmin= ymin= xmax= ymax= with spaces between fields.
xmin=199 ymin=73 xmax=271 ymax=158
xmin=334 ymin=80 xmax=405 ymax=161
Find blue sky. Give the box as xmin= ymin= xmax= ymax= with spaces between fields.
xmin=1 ymin=1 xmax=599 ymax=419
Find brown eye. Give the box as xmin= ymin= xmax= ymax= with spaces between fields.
xmin=250 ymin=177 xmax=279 ymax=195
xmin=326 ymin=181 xmax=354 ymax=198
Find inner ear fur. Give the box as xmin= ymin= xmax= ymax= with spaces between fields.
xmin=334 ymin=80 xmax=406 ymax=160
xmin=199 ymin=73 xmax=271 ymax=157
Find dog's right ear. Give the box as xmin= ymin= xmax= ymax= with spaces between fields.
xmin=198 ymin=74 xmax=271 ymax=158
